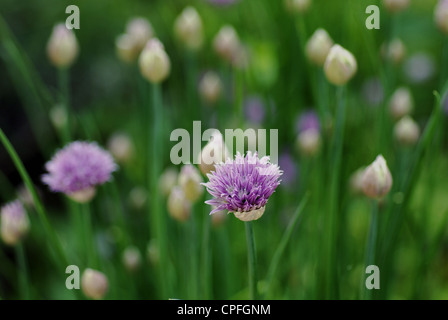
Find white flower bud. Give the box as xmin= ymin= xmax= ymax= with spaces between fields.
xmin=159 ymin=168 xmax=178 ymax=197
xmin=167 ymin=186 xmax=191 ymax=222
xmin=306 ymin=29 xmax=334 ymax=66
xmin=213 ymin=25 xmax=241 ymax=63
xmin=296 ymin=128 xmax=321 ymax=157
xmin=198 ymin=130 xmax=230 ymax=176
xmin=81 ymin=268 xmax=109 ymax=300
xmin=1 ymin=200 xmax=29 ymax=246
xmin=361 ymin=155 xmax=393 ymax=199
xmin=126 ymin=17 xmax=154 ymax=52
xmin=199 ymin=71 xmax=222 ymax=105
xmin=49 ymin=105 xmax=67 ymax=130
xmin=324 ymin=44 xmax=357 ymax=86
xmin=178 ymin=164 xmax=204 ymax=203
xmin=435 ymin=0 xmax=448 ymax=34
xmin=381 ymin=38 xmax=406 ymax=64
xmin=174 ymin=7 xmax=204 ymax=51
xmin=139 ymin=39 xmax=171 ymax=84
xmin=389 ymin=87 xmax=413 ymax=120
xmin=122 ymin=246 xmax=142 ymax=272
xmin=47 ymin=23 xmax=79 ymax=68
xmin=383 ymin=0 xmax=410 ymax=13
xmin=284 ymin=0 xmax=311 ymax=14
xmin=146 ymin=239 xmax=159 ymax=266
xmin=128 ymin=186 xmax=147 ymax=210
xmin=115 ymin=34 xmax=138 ymax=63
xmin=394 ymin=116 xmax=420 ymax=146
xmin=107 ymin=132 xmax=134 ymax=164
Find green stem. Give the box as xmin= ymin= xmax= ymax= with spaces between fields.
xmin=264 ymin=194 xmax=309 ymax=298
xmin=0 ymin=128 xmax=68 ymax=268
xmin=16 ymin=243 xmax=31 ymax=300
xmin=80 ymin=203 xmax=97 ymax=268
xmin=363 ymin=200 xmax=379 ymax=300
xmin=201 ymin=207 xmax=212 ymax=299
xmin=58 ymin=67 xmax=71 ymax=142
xmin=245 ymin=221 xmax=258 ymax=300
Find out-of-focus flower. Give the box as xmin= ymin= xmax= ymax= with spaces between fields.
xmin=213 ymin=25 xmax=241 ymax=64
xmin=122 ymin=246 xmax=142 ymax=272
xmin=174 ymin=7 xmax=204 ymax=51
xmin=383 ymin=0 xmax=410 ymax=13
xmin=139 ymin=39 xmax=171 ymax=84
xmin=296 ymin=129 xmax=321 ymax=157
xmin=324 ymin=44 xmax=357 ymax=86
xmin=147 ymin=239 xmax=159 ymax=266
xmin=244 ymin=96 xmax=266 ymax=125
xmin=211 ymin=209 xmax=228 ymax=227
xmin=42 ymin=141 xmax=117 ymax=203
xmin=361 ymin=155 xmax=393 ymax=200
xmin=17 ymin=184 xmax=36 ymax=209
xmin=167 ymin=186 xmax=191 ymax=222
xmin=388 ymin=87 xmax=413 ymax=120
xmin=296 ymin=110 xmax=320 ymax=134
xmin=198 ymin=130 xmax=230 ymax=176
xmin=49 ymin=105 xmax=68 ymax=130
xmin=362 ymin=77 xmax=384 ymax=107
xmin=381 ymin=38 xmax=406 ymax=64
xmin=284 ymin=0 xmax=311 ymax=14
xmin=159 ymin=168 xmax=178 ymax=197
xmin=126 ymin=18 xmax=154 ymax=52
xmin=107 ymin=132 xmax=134 ymax=164
xmin=203 ymin=152 xmax=282 ymax=222
xmin=116 ymin=34 xmax=138 ymax=63
xmin=81 ymin=268 xmax=109 ymax=300
xmin=199 ymin=71 xmax=222 ymax=105
xmin=305 ymin=29 xmax=333 ymax=66
xmin=435 ymin=0 xmax=448 ymax=34
xmin=128 ymin=186 xmax=147 ymax=210
xmin=349 ymin=167 xmax=366 ymax=195
xmin=178 ymin=164 xmax=204 ymax=203
xmin=1 ymin=200 xmax=29 ymax=246
xmin=278 ymin=151 xmax=298 ymax=189
xmin=394 ymin=116 xmax=420 ymax=146
xmin=403 ymin=53 xmax=435 ymax=84
xmin=47 ymin=23 xmax=79 ymax=68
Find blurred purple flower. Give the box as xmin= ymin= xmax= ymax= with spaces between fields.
xmin=203 ymin=151 xmax=282 ymax=215
xmin=362 ymin=77 xmax=384 ymax=107
xmin=403 ymin=53 xmax=435 ymax=84
xmin=278 ymin=151 xmax=298 ymax=189
xmin=296 ymin=110 xmax=320 ymax=134
xmin=244 ymin=96 xmax=266 ymax=124
xmin=42 ymin=141 xmax=117 ymax=194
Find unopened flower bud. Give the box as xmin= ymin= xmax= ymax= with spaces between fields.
xmin=47 ymin=23 xmax=79 ymax=68
xmin=122 ymin=246 xmax=142 ymax=272
xmin=383 ymin=0 xmax=410 ymax=13
xmin=167 ymin=186 xmax=191 ymax=222
xmin=81 ymin=268 xmax=109 ymax=300
xmin=296 ymin=129 xmax=321 ymax=157
xmin=107 ymin=132 xmax=134 ymax=164
xmin=394 ymin=116 xmax=420 ymax=146
xmin=178 ymin=164 xmax=204 ymax=202
xmin=129 ymin=186 xmax=147 ymax=209
xmin=126 ymin=18 xmax=154 ymax=53
xmin=349 ymin=167 xmax=366 ymax=195
xmin=68 ymin=186 xmax=96 ymax=203
xmin=324 ymin=44 xmax=357 ymax=86
xmin=139 ymin=39 xmax=171 ymax=84
xmin=435 ymin=0 xmax=448 ymax=34
xmin=1 ymin=200 xmax=29 ymax=246
xmin=174 ymin=7 xmax=204 ymax=51
xmin=361 ymin=155 xmax=393 ymax=199
xmin=116 ymin=34 xmax=138 ymax=63
xmin=388 ymin=87 xmax=413 ymax=120
xmin=159 ymin=168 xmax=178 ymax=197
xmin=49 ymin=105 xmax=67 ymax=130
xmin=198 ymin=131 xmax=229 ymax=175
xmin=284 ymin=0 xmax=311 ymax=14
xmin=234 ymin=206 xmax=265 ymax=222
xmin=381 ymin=38 xmax=406 ymax=64
xmin=199 ymin=71 xmax=222 ymax=105
xmin=306 ymin=29 xmax=334 ymax=66
xmin=213 ymin=25 xmax=241 ymax=63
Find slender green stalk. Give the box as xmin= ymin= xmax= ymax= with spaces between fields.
xmin=0 ymin=128 xmax=68 ymax=268
xmin=245 ymin=221 xmax=258 ymax=300
xmin=58 ymin=67 xmax=71 ymax=142
xmin=80 ymin=203 xmax=97 ymax=268
xmin=16 ymin=243 xmax=31 ymax=300
xmin=264 ymin=194 xmax=309 ymax=298
xmin=201 ymin=206 xmax=212 ymax=299
xmin=362 ymin=200 xmax=379 ymax=300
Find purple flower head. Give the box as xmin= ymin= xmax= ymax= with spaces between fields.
xmin=202 ymin=151 xmax=282 ymax=219
xmin=244 ymin=96 xmax=266 ymax=125
xmin=42 ymin=141 xmax=117 ymax=194
xmin=278 ymin=151 xmax=298 ymax=189
xmin=296 ymin=110 xmax=320 ymax=134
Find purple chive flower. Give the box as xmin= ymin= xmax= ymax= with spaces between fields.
xmin=296 ymin=110 xmax=320 ymax=134
xmin=244 ymin=96 xmax=266 ymax=125
xmin=278 ymin=151 xmax=298 ymax=189
xmin=42 ymin=141 xmax=117 ymax=202
xmin=202 ymin=151 xmax=282 ymax=221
